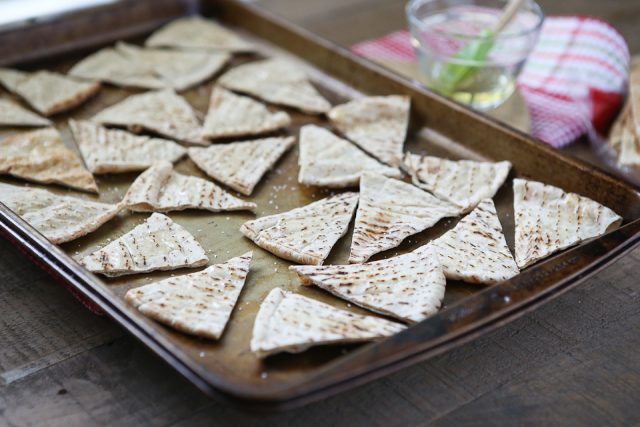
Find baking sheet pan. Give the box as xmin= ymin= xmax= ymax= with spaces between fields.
xmin=1 ymin=0 xmax=640 ymax=410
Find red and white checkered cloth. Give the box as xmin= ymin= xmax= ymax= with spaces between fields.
xmin=353 ymin=17 xmax=630 ymax=148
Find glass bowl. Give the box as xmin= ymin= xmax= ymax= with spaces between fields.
xmin=406 ymin=0 xmax=544 ymax=110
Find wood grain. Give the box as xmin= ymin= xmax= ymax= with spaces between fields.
xmin=1 ymin=0 xmax=639 ymax=425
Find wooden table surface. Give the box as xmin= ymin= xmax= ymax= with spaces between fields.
xmin=2 ymin=1 xmax=640 ymax=426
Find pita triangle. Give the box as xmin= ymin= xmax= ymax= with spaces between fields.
xmin=219 ymin=58 xmax=331 ymax=114
xmin=618 ymin=121 xmax=640 ymax=167
xmin=188 ymin=136 xmax=295 ymax=195
xmin=240 ymin=192 xmax=359 ymax=265
xmin=0 ymin=68 xmax=100 ymax=116
xmin=349 ymin=172 xmax=460 ymax=263
xmin=329 ymin=95 xmax=409 ymax=167
xmin=403 ymin=153 xmax=511 ymax=213
xmin=609 ymin=101 xmax=640 ymax=168
xmin=291 ymin=244 xmax=445 ymax=324
xmin=201 ymin=86 xmax=290 ymax=140
xmin=69 ymin=120 xmax=186 ymax=174
xmin=69 ymin=47 xmax=167 ymax=90
xmin=298 ymin=125 xmax=402 ymax=188
xmin=0 ymin=98 xmax=51 ymax=127
xmin=608 ymin=100 xmax=630 ymax=153
xmin=0 ymin=182 xmax=121 ymax=244
xmin=123 ymin=161 xmax=256 ymax=213
xmin=0 ymin=127 xmax=98 ymax=193
xmin=92 ymin=90 xmax=205 ymax=145
xmin=0 ymin=68 xmax=27 ymax=89
xmin=429 ymin=198 xmax=519 ymax=284
xmin=513 ymin=179 xmax=622 ymax=269
xmin=80 ymin=213 xmax=208 ymax=277
xmin=125 ymin=252 xmax=252 ymax=339
xmin=116 ymin=42 xmax=230 ymax=91
xmin=145 ymin=16 xmax=254 ymax=53
xmin=630 ymin=58 xmax=640 ymax=134
xmin=250 ymin=287 xmax=405 ymax=358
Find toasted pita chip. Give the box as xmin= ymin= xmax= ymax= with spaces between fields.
xmin=80 ymin=212 xmax=208 ymax=277
xmin=609 ymin=100 xmax=631 ymax=152
xmin=188 ymin=136 xmax=295 ymax=195
xmin=240 ymin=192 xmax=358 ymax=265
xmin=219 ymin=58 xmax=331 ymax=114
xmin=92 ymin=89 xmax=204 ymax=145
xmin=513 ymin=179 xmax=622 ymax=269
xmin=292 ymin=245 xmax=445 ymax=323
xmin=69 ymin=120 xmax=186 ymax=174
xmin=0 ymin=182 xmax=121 ymax=244
xmin=123 ymin=161 xmax=256 ymax=212
xmin=618 ymin=124 xmax=640 ymax=168
xmin=0 ymin=68 xmax=27 ymax=89
xmin=629 ymin=58 xmax=640 ymax=135
xmin=250 ymin=287 xmax=405 ymax=358
xmin=328 ymin=95 xmax=409 ymax=167
xmin=0 ymin=68 xmax=100 ymax=116
xmin=403 ymin=153 xmax=511 ymax=213
xmin=298 ymin=125 xmax=402 ymax=188
xmin=608 ymin=100 xmax=640 ymax=168
xmin=349 ymin=172 xmax=460 ymax=263
xmin=0 ymin=127 xmax=98 ymax=193
xmin=145 ymin=16 xmax=253 ymax=52
xmin=0 ymin=98 xmax=51 ymax=127
xmin=428 ymin=198 xmax=518 ymax=284
xmin=116 ymin=42 xmax=230 ymax=91
xmin=68 ymin=47 xmax=167 ymax=90
xmin=126 ymin=252 xmax=252 ymax=339
xmin=201 ymin=86 xmax=290 ymax=140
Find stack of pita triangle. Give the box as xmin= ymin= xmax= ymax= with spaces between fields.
xmin=291 ymin=244 xmax=446 ymax=323
xmin=608 ymin=58 xmax=640 ymax=170
xmin=123 ymin=161 xmax=256 ymax=213
xmin=513 ymin=178 xmax=622 ymax=269
xmin=250 ymin=287 xmax=405 ymax=358
xmin=0 ymin=182 xmax=122 ymax=244
xmin=298 ymin=125 xmax=402 ymax=188
xmin=608 ymin=101 xmax=640 ymax=168
xmin=219 ymin=58 xmax=331 ymax=114
xmin=69 ymin=120 xmax=186 ymax=174
xmin=428 ymin=198 xmax=519 ymax=285
xmin=240 ymin=192 xmax=359 ymax=265
xmin=69 ymin=43 xmax=230 ymax=91
xmin=0 ymin=68 xmax=100 ymax=116
xmin=145 ymin=16 xmax=254 ymax=53
xmin=0 ymin=99 xmax=50 ymax=127
xmin=92 ymin=90 xmax=204 ymax=145
xmin=349 ymin=172 xmax=460 ymax=263
xmin=403 ymin=153 xmax=511 ymax=213
xmin=631 ymin=57 xmax=640 ymax=133
xmin=201 ymin=86 xmax=290 ymax=140
xmin=126 ymin=252 xmax=252 ymax=339
xmin=328 ymin=95 xmax=410 ymax=167
xmin=188 ymin=136 xmax=295 ymax=195
xmin=80 ymin=213 xmax=208 ymax=277
xmin=0 ymin=127 xmax=98 ymax=193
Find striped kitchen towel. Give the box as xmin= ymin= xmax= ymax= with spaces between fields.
xmin=352 ymin=16 xmax=630 ymax=148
